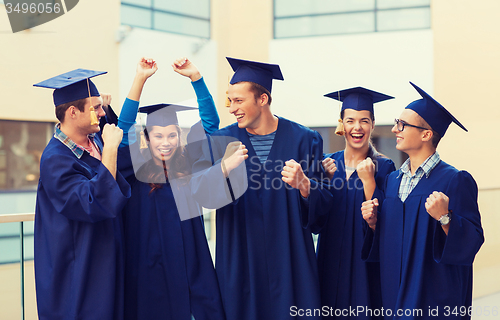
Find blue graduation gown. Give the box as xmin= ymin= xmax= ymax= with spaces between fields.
xmin=305 ymin=151 xmax=395 ymax=319
xmin=35 ymin=135 xmax=131 ymax=320
xmin=362 ymin=161 xmax=484 ymax=319
xmin=192 ymin=117 xmax=332 ymax=320
xmin=118 ymin=145 xmax=226 ymax=320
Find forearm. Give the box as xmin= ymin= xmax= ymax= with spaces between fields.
xmin=192 ymin=77 xmax=219 ymax=134
xmin=127 ymin=74 xmax=149 ymax=101
xmin=101 ymin=145 xmax=118 ymax=179
xmin=363 ymin=178 xmax=376 ymax=200
xmin=118 ymin=98 xmax=140 ymax=147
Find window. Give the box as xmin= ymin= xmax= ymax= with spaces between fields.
xmin=121 ymin=0 xmax=211 ymax=38
xmin=274 ymin=0 xmax=430 ymax=38
xmin=0 ymin=121 xmax=54 ymax=191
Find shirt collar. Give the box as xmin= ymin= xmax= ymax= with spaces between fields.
xmin=397 ymin=152 xmax=441 ymax=179
xmin=54 ymin=123 xmax=96 ymax=159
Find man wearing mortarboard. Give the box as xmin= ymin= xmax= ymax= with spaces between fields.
xmin=361 ymin=83 xmax=484 ymax=319
xmin=33 ymin=69 xmax=132 ymax=320
xmin=190 ymin=58 xmax=333 ymax=320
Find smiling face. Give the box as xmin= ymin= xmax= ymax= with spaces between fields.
xmin=391 ymin=109 xmax=431 ymax=155
xmin=146 ymin=125 xmax=180 ymax=166
xmin=227 ymin=82 xmax=267 ymax=130
xmin=342 ymin=109 xmax=374 ymax=151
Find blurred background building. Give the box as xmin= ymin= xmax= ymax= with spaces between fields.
xmin=1 ymin=0 xmax=499 ymax=318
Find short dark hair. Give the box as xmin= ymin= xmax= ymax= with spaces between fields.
xmin=418 ymin=117 xmax=441 ymax=148
xmin=246 ymin=82 xmax=272 ymax=106
xmin=55 ymin=98 xmax=87 ymax=123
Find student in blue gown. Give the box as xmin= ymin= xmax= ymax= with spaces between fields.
xmin=33 ymin=70 xmax=131 ymax=320
xmin=117 ymin=57 xmax=226 ymax=320
xmin=361 ymin=82 xmax=484 ymax=319
xmin=190 ymin=57 xmax=333 ymax=320
xmin=303 ymin=87 xmax=396 ymax=319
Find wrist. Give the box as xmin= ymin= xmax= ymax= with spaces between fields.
xmin=299 ymin=178 xmax=311 ymax=198
xmin=190 ymin=72 xmax=202 ymax=82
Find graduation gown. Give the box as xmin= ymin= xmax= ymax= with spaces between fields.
xmin=191 ymin=117 xmax=332 ymax=320
xmin=305 ymin=151 xmax=395 ymax=319
xmin=362 ymin=161 xmax=484 ymax=319
xmin=34 ymin=135 xmax=131 ymax=320
xmin=118 ymin=145 xmax=226 ymax=320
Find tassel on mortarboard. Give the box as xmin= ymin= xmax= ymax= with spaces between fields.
xmin=89 ymin=106 xmax=99 ymax=126
xmin=140 ymin=131 xmax=148 ymax=149
xmin=335 ymin=118 xmax=345 ymax=136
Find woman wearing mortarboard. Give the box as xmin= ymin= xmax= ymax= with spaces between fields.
xmin=117 ymin=57 xmax=225 ymax=320
xmin=304 ymin=87 xmax=396 ymax=319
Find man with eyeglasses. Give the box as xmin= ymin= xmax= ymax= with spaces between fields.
xmin=361 ymin=82 xmax=483 ymax=319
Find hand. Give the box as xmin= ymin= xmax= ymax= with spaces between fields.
xmin=425 ymin=191 xmax=449 ymax=221
xmin=282 ymin=159 xmax=311 ymax=198
xmin=137 ymin=57 xmax=158 ymax=80
xmin=361 ymin=198 xmax=379 ymax=231
xmin=356 ymin=157 xmax=375 ymax=184
xmin=101 ymin=124 xmax=123 ymax=150
xmin=322 ymin=157 xmax=337 ymax=180
xmin=101 ymin=93 xmax=112 ymax=107
xmin=172 ymin=57 xmax=201 ymax=82
xmin=222 ymin=142 xmax=248 ymax=177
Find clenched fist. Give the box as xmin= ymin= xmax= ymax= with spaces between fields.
xmin=101 ymin=124 xmax=123 ymax=150
xmin=356 ymin=157 xmax=375 ymax=184
xmin=282 ymin=159 xmax=311 ymax=198
xmin=425 ymin=191 xmax=449 ymax=221
xmin=222 ymin=142 xmax=248 ymax=177
xmin=172 ymin=57 xmax=201 ymax=82
xmin=322 ymin=157 xmax=337 ymax=180
xmin=361 ymin=198 xmax=379 ymax=231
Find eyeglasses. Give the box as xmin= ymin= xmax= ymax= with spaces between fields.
xmin=394 ymin=119 xmax=430 ymax=132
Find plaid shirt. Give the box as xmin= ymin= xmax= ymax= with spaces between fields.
xmin=54 ymin=123 xmax=98 ymax=159
xmin=397 ymin=152 xmax=441 ymax=202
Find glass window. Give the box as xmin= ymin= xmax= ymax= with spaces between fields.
xmin=377 ymin=7 xmax=430 ymax=31
xmin=155 ymin=0 xmax=210 ymax=19
xmin=377 ymin=0 xmax=430 ymax=10
xmin=0 ymin=121 xmax=53 ymax=191
xmin=121 ymin=0 xmax=210 ymax=38
xmin=275 ymin=11 xmax=374 ymax=38
xmin=275 ymin=0 xmax=374 ymax=17
xmin=122 ymin=0 xmax=151 ymax=7
xmin=154 ymin=11 xmax=210 ymax=38
xmin=121 ymin=5 xmax=152 ymax=29
xmin=274 ymin=0 xmax=430 ymax=38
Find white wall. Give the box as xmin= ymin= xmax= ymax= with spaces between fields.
xmin=119 ymin=28 xmax=218 ymax=115
xmin=269 ymin=29 xmax=434 ymax=127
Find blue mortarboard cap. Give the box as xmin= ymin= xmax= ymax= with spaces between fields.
xmin=34 ymin=69 xmax=106 ymax=106
xmin=227 ymin=57 xmax=284 ymax=93
xmin=324 ymin=87 xmax=394 ymax=114
xmin=405 ymin=82 xmax=467 ymax=137
xmin=139 ymin=103 xmax=198 ymax=127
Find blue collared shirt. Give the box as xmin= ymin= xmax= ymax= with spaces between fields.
xmin=54 ymin=123 xmax=98 ymax=159
xmin=397 ymin=152 xmax=441 ymax=202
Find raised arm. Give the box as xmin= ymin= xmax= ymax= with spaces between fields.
xmin=173 ymin=57 xmax=219 ymax=134
xmin=118 ymin=57 xmax=158 ymax=146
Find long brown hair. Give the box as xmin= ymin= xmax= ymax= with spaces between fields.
xmin=143 ymin=125 xmax=190 ymax=193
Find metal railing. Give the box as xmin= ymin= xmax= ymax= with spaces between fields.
xmin=0 ymin=213 xmax=35 ymax=320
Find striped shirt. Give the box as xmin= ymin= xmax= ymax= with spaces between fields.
xmin=397 ymin=152 xmax=441 ymax=202
xmin=247 ymin=130 xmax=276 ymax=163
xmin=54 ymin=123 xmax=100 ymax=159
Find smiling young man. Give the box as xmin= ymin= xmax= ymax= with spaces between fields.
xmin=33 ymin=70 xmax=131 ymax=320
xmin=192 ymin=57 xmax=331 ymax=320
xmin=361 ymin=82 xmax=484 ymax=319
